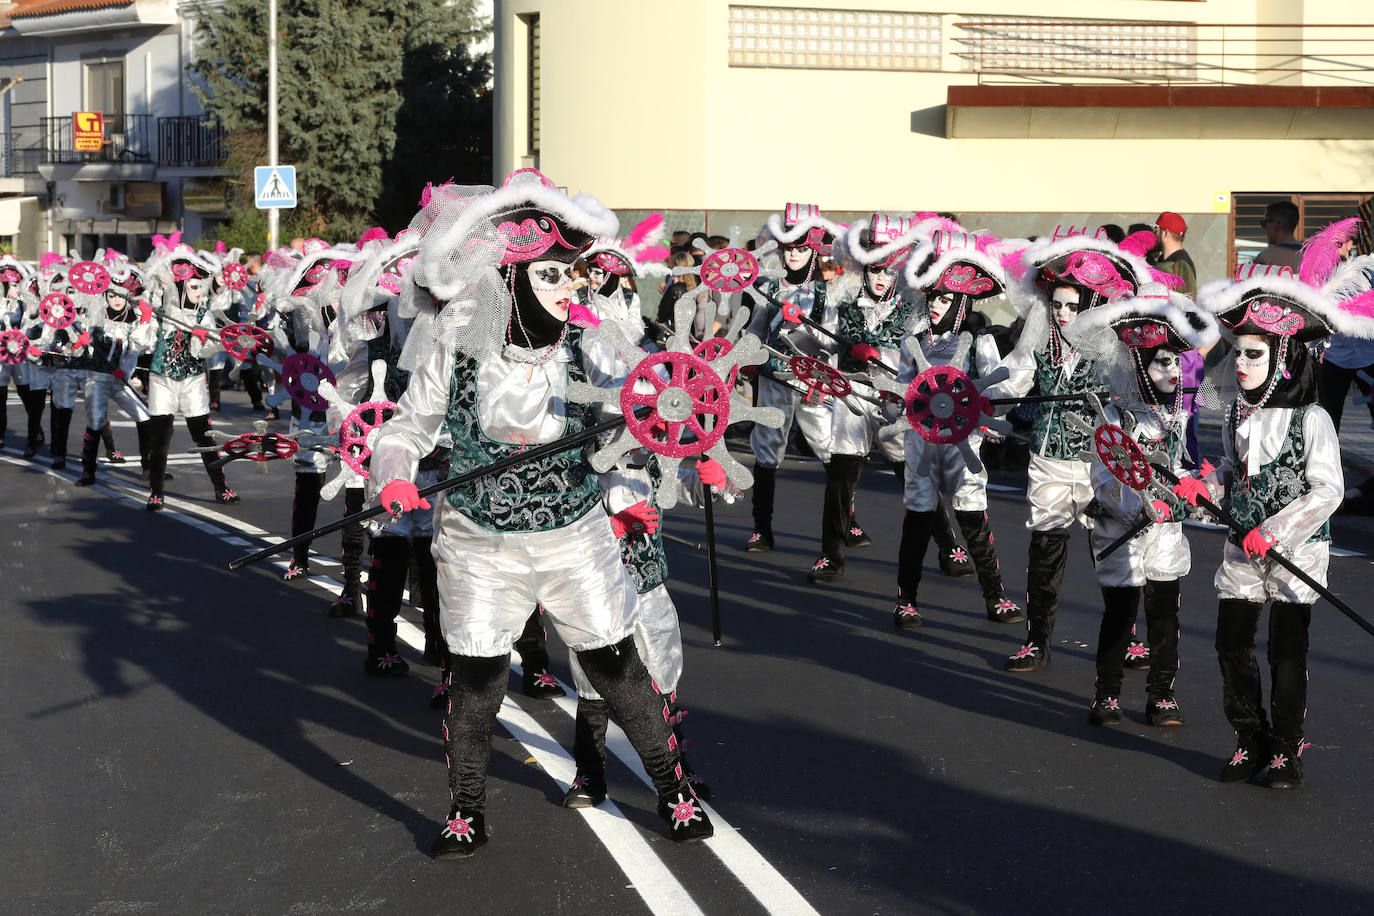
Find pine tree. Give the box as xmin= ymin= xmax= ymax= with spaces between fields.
xmin=189 ymin=0 xmax=489 ymax=242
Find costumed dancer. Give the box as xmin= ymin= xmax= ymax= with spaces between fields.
xmin=997 ymin=228 xmax=1158 ymax=670
xmin=1175 ymin=225 xmax=1374 ymax=787
xmin=742 ymin=202 xmax=840 ymax=552
xmin=20 ymin=256 xmax=90 ymax=469
xmin=0 ymin=256 xmax=33 ymax=446
xmin=1063 ymin=286 xmax=1220 ymax=725
xmin=806 ymin=213 xmax=918 ymax=584
xmin=141 ymin=240 xmax=238 ymax=510
xmin=891 ymin=226 xmax=1026 ymax=628
xmin=369 ymin=171 xmax=712 ymax=857
xmin=74 ymin=258 xmax=156 ymax=487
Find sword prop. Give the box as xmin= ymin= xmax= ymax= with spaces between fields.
xmin=703 ymin=493 xmax=723 ymax=646
xmin=1094 ymin=512 xmax=1156 ymax=561
xmin=1151 ymin=464 xmax=1374 ymax=638
xmin=749 ymin=282 xmax=899 ymax=377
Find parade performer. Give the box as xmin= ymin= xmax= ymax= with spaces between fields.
xmin=142 ymin=241 xmax=238 ymax=510
xmin=890 ymin=226 xmax=1025 ymax=627
xmin=1062 ymin=287 xmax=1220 ymax=725
xmin=997 ymin=228 xmax=1157 ymax=670
xmin=1176 ymin=222 xmax=1374 ymax=787
xmin=370 ymin=170 xmax=712 ymax=858
xmin=804 ymin=213 xmax=918 ymax=584
xmin=742 ymin=202 xmax=840 ymax=552
xmin=0 ymin=256 xmax=33 ymax=446
xmin=20 ymin=257 xmax=88 ymax=468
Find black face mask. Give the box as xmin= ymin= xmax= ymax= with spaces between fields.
xmin=504 ymin=262 xmax=567 ymax=349
xmin=927 ymin=291 xmax=968 ymax=336
xmin=594 ymin=271 xmax=620 ymax=298
xmin=1241 ymin=333 xmax=1318 ymax=408
xmin=782 ymin=244 xmax=816 ymax=285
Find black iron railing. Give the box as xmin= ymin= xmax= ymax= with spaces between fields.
xmin=41 ymin=113 xmax=155 ymax=164
xmin=157 ymin=115 xmax=227 ymax=167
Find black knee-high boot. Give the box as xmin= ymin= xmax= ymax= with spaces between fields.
xmin=955 ymin=509 xmax=1022 ymax=622
xmin=1265 ymin=601 xmax=1312 ymax=786
xmin=575 ymin=635 xmax=711 ymax=840
xmin=934 ymin=501 xmax=973 ymax=577
xmin=668 ymin=693 xmax=711 ymax=799
xmin=893 ymin=509 xmax=937 ymax=629
xmin=413 ymin=536 xmax=445 ymax=665
xmin=0 ymin=385 xmax=7 ymax=439
xmin=431 ymin=652 xmax=511 ymax=858
xmin=1006 ymin=528 xmax=1071 ymax=671
xmin=331 ymin=486 xmax=366 ymax=616
xmin=515 ymin=606 xmax=565 ymax=698
xmin=813 ymin=456 xmax=860 ymax=581
xmin=1143 ymin=579 xmax=1183 ymax=722
xmin=363 ymin=535 xmax=410 ymax=676
xmin=747 ymin=464 xmax=777 ymax=550
xmin=49 ymin=405 xmax=72 ymax=468
xmin=146 ymin=415 xmax=175 ymax=505
xmin=242 ymin=364 xmax=265 ymax=410
xmin=561 ymin=696 xmax=611 ymax=808
xmin=207 ymin=367 xmax=222 ymax=410
xmin=1093 ymin=586 xmax=1141 ymax=705
xmin=99 ymin=421 xmax=122 ymax=461
xmin=186 ymin=414 xmax=233 ymax=500
xmin=1216 ymin=597 xmax=1268 ymax=781
xmin=285 ymin=472 xmax=324 ymax=577
xmin=75 ymin=427 xmax=100 ymax=486
xmin=22 ymin=387 xmax=46 ymax=458
xmin=841 ymin=455 xmax=871 ymax=547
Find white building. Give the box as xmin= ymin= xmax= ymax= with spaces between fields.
xmin=0 ymin=0 xmax=227 ymax=260
xmin=493 ymin=0 xmax=1374 ymax=284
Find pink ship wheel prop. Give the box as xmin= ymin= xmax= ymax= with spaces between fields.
xmin=223 ymin=433 xmax=299 ymax=462
xmin=40 ymin=293 xmax=78 ymax=330
xmin=904 ymin=365 xmax=992 ymax=445
xmin=339 ymin=400 xmax=397 ymax=477
xmin=788 ymin=354 xmax=850 ymax=404
xmin=278 ymin=353 xmax=336 ymax=412
xmin=0 ymin=329 xmax=27 ymax=365
xmin=70 ymin=261 xmax=111 ymax=295
xmin=619 ymin=350 xmax=729 ymax=458
xmin=221 ymin=262 xmax=249 ymax=291
xmin=700 ymin=248 xmax=760 ymax=294
xmin=220 ymin=323 xmax=275 ymax=362
xmin=693 ymin=337 xmax=739 ymax=393
xmin=1095 ymin=423 xmax=1152 ymax=490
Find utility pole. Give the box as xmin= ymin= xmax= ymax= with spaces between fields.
xmin=266 ymin=0 xmax=279 ymax=251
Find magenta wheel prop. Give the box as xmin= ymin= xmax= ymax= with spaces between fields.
xmin=1094 ymin=423 xmax=1152 ymax=490
xmin=0 ymin=329 xmax=27 ymax=365
xmin=221 ymin=262 xmax=249 ymax=291
xmin=70 ymin=261 xmax=111 ymax=295
xmin=40 ymin=293 xmax=78 ymax=330
xmin=223 ymin=433 xmax=299 ymax=462
xmin=904 ymin=365 xmax=987 ymax=445
xmin=700 ymin=248 xmax=759 ymax=294
xmin=339 ymin=400 xmax=397 ymax=477
xmin=693 ymin=337 xmax=739 ymax=393
xmin=619 ymin=351 xmax=729 ymax=458
xmin=789 ymin=355 xmax=850 ymax=401
xmin=220 ymin=324 xmax=274 ymax=362
xmin=279 ymin=353 xmax=336 ymax=412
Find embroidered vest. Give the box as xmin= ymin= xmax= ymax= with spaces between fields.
xmin=439 ymin=326 xmax=601 ymax=532
xmin=837 ymin=295 xmax=911 ymax=372
xmin=620 ymin=458 xmax=668 ymax=594
xmin=1225 ymin=403 xmax=1330 ymax=547
xmin=150 ymin=306 xmax=209 ymax=381
xmin=757 ymin=278 xmax=827 ymax=370
xmin=1030 ymin=349 xmax=1098 ymax=460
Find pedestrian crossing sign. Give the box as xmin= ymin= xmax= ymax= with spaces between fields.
xmin=254 ymin=165 xmax=298 ymax=209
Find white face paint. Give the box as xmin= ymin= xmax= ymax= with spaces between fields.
xmin=783 ymin=244 xmax=812 ymax=273
xmin=1147 ymin=348 xmax=1181 ymax=394
xmin=865 ymin=266 xmax=894 ymax=299
xmin=527 ymin=259 xmax=575 ymax=319
xmin=183 ymin=277 xmax=209 ymax=306
xmin=1234 ymin=333 xmax=1271 ymax=392
xmin=928 ymin=292 xmax=955 ymax=326
xmin=1050 ymin=286 xmax=1080 ymax=329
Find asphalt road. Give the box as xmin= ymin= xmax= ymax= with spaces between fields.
xmin=5 ymin=387 xmax=1374 ymax=915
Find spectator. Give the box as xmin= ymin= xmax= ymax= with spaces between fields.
xmin=1152 ymin=211 xmax=1197 ymax=297
xmin=1319 ymin=236 xmax=1374 ymax=433
xmin=656 ymin=250 xmax=698 ymax=327
xmin=1254 ymin=200 xmax=1303 ymax=269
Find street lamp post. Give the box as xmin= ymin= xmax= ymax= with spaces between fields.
xmin=266 ymin=0 xmax=279 ymax=251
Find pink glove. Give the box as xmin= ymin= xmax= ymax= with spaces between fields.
xmin=192 ymin=328 xmax=209 ymax=343
xmin=138 ymin=302 xmax=154 ymax=323
xmin=1172 ymin=476 xmax=1209 ymax=507
xmin=781 ymin=300 xmax=804 ymax=324
xmin=1242 ymin=526 xmax=1276 ymax=559
xmin=1200 ymin=458 xmax=1218 ymax=478
xmin=112 ymin=368 xmax=126 ymax=381
xmin=850 ymin=343 xmax=881 ymax=363
xmin=380 ymin=479 xmax=430 ymax=518
xmin=696 ymin=457 xmax=727 ymax=490
xmin=567 ymin=303 xmax=601 ymax=328
xmin=1150 ymin=499 xmax=1172 ymax=524
xmin=610 ymin=500 xmax=660 ymax=538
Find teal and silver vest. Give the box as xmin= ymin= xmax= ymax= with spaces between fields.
xmin=1225 ymin=403 xmax=1330 ymax=547
xmin=620 ymin=458 xmax=668 ymax=595
xmin=150 ymin=306 xmax=209 ymax=381
xmin=1030 ymin=348 xmax=1098 ymax=460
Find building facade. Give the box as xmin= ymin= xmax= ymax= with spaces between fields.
xmin=0 ymin=0 xmax=226 ymax=261
xmin=493 ymin=0 xmax=1374 ymax=285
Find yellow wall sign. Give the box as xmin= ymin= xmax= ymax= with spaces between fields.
xmin=73 ymin=111 xmax=104 ymax=152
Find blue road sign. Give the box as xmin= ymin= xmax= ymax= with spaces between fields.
xmin=254 ymin=165 xmax=297 ymax=209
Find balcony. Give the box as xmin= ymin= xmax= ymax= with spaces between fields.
xmin=38 ymin=114 xmax=228 ymax=180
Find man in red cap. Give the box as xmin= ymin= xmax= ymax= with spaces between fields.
xmin=1153 ymin=211 xmax=1197 ymax=296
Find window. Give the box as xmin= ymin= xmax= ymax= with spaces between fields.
xmin=526 ymin=15 xmax=540 ymax=156
xmin=84 ymin=58 xmax=125 ymax=121
xmin=728 ymin=6 xmax=942 ymax=71
xmin=1230 ymin=192 xmax=1374 ymax=273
